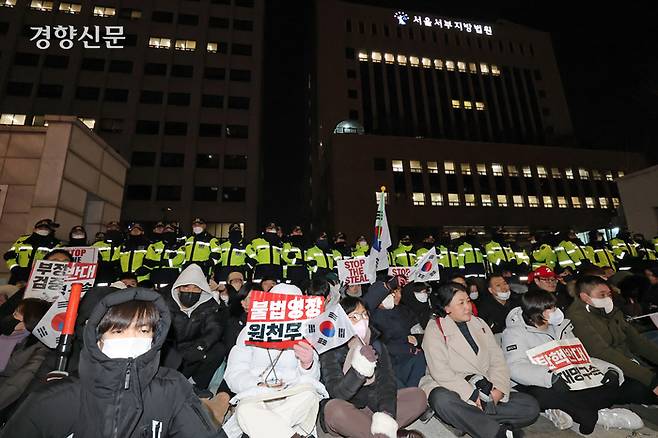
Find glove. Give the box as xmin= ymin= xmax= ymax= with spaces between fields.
xmin=601 ymin=369 xmax=620 ymax=387
xmin=386 ymin=274 xmax=407 ymax=291
xmin=360 ymin=345 xmax=378 ymax=363
xmin=293 ymin=342 xmax=314 ymax=369
xmin=466 ymin=374 xmax=493 ymax=402
xmin=551 ymin=373 xmax=570 ymax=392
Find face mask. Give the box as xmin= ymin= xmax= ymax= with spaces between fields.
xmin=35 ymin=229 xmax=50 ymax=236
xmin=289 ymin=235 xmax=304 ymax=247
xmin=0 ymin=316 xmax=19 ymax=336
xmin=72 ymin=233 xmax=85 ymax=239
xmin=381 ymin=294 xmax=395 ymax=310
xmin=105 ymin=230 xmax=122 ymax=242
xmin=353 ymin=319 xmax=368 ymax=341
xmin=229 ymin=230 xmax=242 ymax=244
xmin=317 ymin=239 xmax=329 ymax=251
xmin=346 ymin=288 xmax=362 ymax=298
xmin=495 ymin=290 xmax=511 ymax=301
xmin=162 ymin=232 xmax=176 ymax=242
xmin=590 ymin=296 xmax=614 ymax=314
xmin=192 ymin=226 xmax=203 ymax=235
xmin=334 ymin=241 xmax=346 ymax=248
xmin=358 ymin=241 xmax=368 ymax=248
xmin=101 ymin=337 xmax=152 ymax=359
xmin=179 ymin=292 xmax=201 ymax=308
xmin=414 ymin=291 xmax=429 ymax=303
xmin=548 ymin=308 xmax=564 ymax=326
xmin=469 ymin=291 xmax=479 ymax=300
xmin=401 ymin=241 xmax=411 ymax=247
xmin=423 ymin=242 xmax=434 ymax=249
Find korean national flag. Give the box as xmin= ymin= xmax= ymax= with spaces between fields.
xmin=409 ymin=247 xmax=441 ymax=282
xmin=303 ymin=302 xmax=357 ymax=354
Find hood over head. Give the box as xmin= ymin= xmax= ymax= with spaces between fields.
xmin=171 ymin=264 xmax=217 ymax=316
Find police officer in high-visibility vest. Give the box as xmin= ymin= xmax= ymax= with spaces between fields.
xmin=140 ymin=223 xmax=185 ymax=288
xmin=609 ymin=231 xmax=640 ymax=270
xmin=92 ymin=221 xmax=123 ymax=286
xmin=282 ymin=225 xmax=309 ymax=287
xmin=529 ymin=233 xmax=557 ymax=270
xmin=510 ymin=240 xmax=531 ymax=274
xmin=305 ymin=231 xmax=338 ymax=279
xmin=351 ymin=235 xmax=370 ymax=258
xmin=633 ymin=233 xmax=657 ymax=261
xmin=119 ymin=222 xmax=150 ymax=282
xmin=484 ymin=233 xmax=517 ymax=273
xmin=554 ymin=230 xmax=594 ymax=270
xmin=181 ymin=218 xmax=220 ymax=277
xmin=4 ymin=218 xmax=60 ymax=284
xmin=391 ymin=234 xmax=416 ymax=267
xmin=332 ymin=232 xmax=352 ymax=262
xmin=416 ymin=234 xmax=436 ymax=259
xmin=214 ymin=223 xmax=248 ymax=283
xmin=457 ymin=230 xmax=486 ymax=278
xmin=246 ymin=222 xmax=283 ymax=282
xmin=586 ymin=230 xmax=616 ymax=271
xmin=150 ymin=221 xmax=165 ymax=244
xmin=435 ymin=233 xmax=459 ymax=278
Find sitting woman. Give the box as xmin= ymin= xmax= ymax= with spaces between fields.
xmin=421 ymin=282 xmax=540 ymax=438
xmin=502 ymin=289 xmax=642 ymax=434
xmin=320 ymin=296 xmax=427 ymax=438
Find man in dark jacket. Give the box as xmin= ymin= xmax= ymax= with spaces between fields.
xmin=477 ymin=274 xmax=521 ymax=334
xmin=165 ymin=264 xmax=225 ymax=393
xmin=400 ymin=282 xmax=433 ymax=330
xmin=0 ymin=288 xmax=219 ymax=438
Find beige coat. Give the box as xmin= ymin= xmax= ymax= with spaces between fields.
xmin=420 ymin=315 xmax=511 ymax=404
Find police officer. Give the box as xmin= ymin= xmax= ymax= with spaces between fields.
xmin=351 ymin=235 xmax=370 ymax=258
xmin=436 ymin=232 xmax=459 ymax=278
xmin=150 ymin=221 xmax=165 ymax=244
xmin=246 ymin=222 xmax=283 ymax=282
xmin=332 ymin=232 xmax=351 ymax=262
xmin=484 ymin=232 xmax=517 ymax=273
xmin=554 ymin=230 xmax=595 ymax=270
xmin=633 ymin=233 xmax=657 ymax=262
xmin=282 ymin=225 xmax=309 ymax=287
xmin=119 ymin=223 xmax=150 ymax=282
xmin=457 ymin=230 xmax=486 ymax=278
xmin=529 ymin=232 xmax=557 ymax=270
xmin=391 ymin=234 xmax=417 ymax=267
xmin=586 ymin=230 xmax=616 ymax=271
xmin=214 ymin=223 xmax=248 ymax=283
xmin=141 ymin=223 xmax=185 ymax=288
xmin=4 ymin=219 xmax=60 ymax=284
xmin=92 ymin=220 xmax=123 ymax=286
xmin=416 ymin=234 xmax=436 ymax=259
xmin=305 ymin=231 xmax=337 ymax=279
xmin=67 ymin=225 xmax=88 ymax=246
xmin=180 ymin=218 xmax=220 ymax=277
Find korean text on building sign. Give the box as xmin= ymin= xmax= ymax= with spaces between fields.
xmin=393 ymin=11 xmax=493 ymax=36
xmin=24 ymin=260 xmax=97 ymax=302
xmin=30 ymin=25 xmax=125 ymax=49
xmin=246 ymin=290 xmax=325 ymax=349
xmin=526 ymin=339 xmax=604 ymax=391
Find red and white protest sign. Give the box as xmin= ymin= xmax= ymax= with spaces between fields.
xmin=24 ymin=260 xmax=97 ymax=302
xmin=246 ymin=290 xmax=325 ymax=349
xmin=61 ymin=246 xmax=98 ymax=263
xmin=337 ymin=258 xmax=370 ymax=285
xmin=388 ymin=267 xmax=411 ymax=279
xmin=526 ymin=339 xmax=604 ymax=390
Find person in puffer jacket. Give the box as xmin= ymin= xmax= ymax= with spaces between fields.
xmin=502 ymin=290 xmax=643 ymax=435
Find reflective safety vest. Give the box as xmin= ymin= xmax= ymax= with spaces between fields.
xmin=305 ymin=245 xmax=336 ymax=273
xmin=531 ymin=243 xmax=557 ymax=270
xmin=181 ymin=234 xmax=220 ymax=263
xmin=217 ymin=241 xmax=247 ymax=267
xmin=436 ymin=245 xmax=459 ymax=269
xmin=457 ymin=242 xmax=485 ymax=269
xmin=352 ymin=244 xmax=370 ymax=258
xmin=589 ymin=245 xmax=616 ymax=271
xmin=332 ymin=249 xmax=352 ymax=263
xmin=484 ymin=241 xmax=517 ymax=268
xmin=119 ymin=245 xmax=149 ymax=281
xmin=514 ymin=249 xmax=531 ymax=267
xmin=610 ymin=238 xmax=639 ymax=261
xmin=391 ymin=244 xmax=417 ymax=267
xmin=246 ymin=238 xmax=282 ymax=266
xmin=653 ymin=237 xmax=658 ymax=254
xmin=92 ymin=239 xmax=122 ymax=263
xmin=143 ymin=241 xmax=185 ymax=270
xmin=4 ymin=234 xmax=59 ymax=271
xmin=554 ymin=240 xmax=594 ymax=270
xmin=282 ymin=242 xmax=307 ymax=279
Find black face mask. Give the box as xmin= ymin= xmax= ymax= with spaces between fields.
xmin=264 ymin=232 xmax=279 ymax=244
xmin=0 ymin=316 xmax=19 ymax=336
xmin=229 ymin=230 xmax=242 ymax=244
xmin=162 ymin=232 xmax=177 ymax=243
xmin=334 ymin=241 xmax=346 ymax=249
xmin=401 ymin=240 xmax=411 ymax=247
xmin=317 ymin=239 xmax=330 ymax=251
xmin=423 ymin=242 xmax=434 ymax=249
xmin=289 ymin=235 xmax=304 ymax=248
xmin=69 ymin=237 xmax=87 ymax=246
xmin=105 ymin=230 xmax=123 ymax=242
xmin=179 ymin=292 xmax=201 ymax=308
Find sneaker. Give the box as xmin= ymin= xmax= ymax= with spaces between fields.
xmin=597 ymin=408 xmax=644 ymax=430
xmin=418 ymin=406 xmax=434 ymax=423
xmin=540 ymin=409 xmax=573 ymax=430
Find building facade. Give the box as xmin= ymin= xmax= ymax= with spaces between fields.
xmin=617 ymin=165 xmax=658 ymax=239
xmin=313 ymin=0 xmax=646 ymax=240
xmin=0 ymin=0 xmax=263 ymax=237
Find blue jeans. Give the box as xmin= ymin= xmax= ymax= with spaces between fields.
xmin=392 ymin=352 xmax=427 ymax=388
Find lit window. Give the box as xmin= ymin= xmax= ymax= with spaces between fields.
xmin=384 ymin=53 xmax=394 ymax=64
xmin=427 ymin=161 xmax=438 ymax=174
xmin=78 ymin=117 xmax=96 ymax=129
xmin=358 ymin=51 xmax=368 ymax=61
xmin=537 ymin=166 xmax=547 ymax=178
xmin=492 ymin=163 xmax=503 ymax=176
xmin=513 ymin=195 xmax=525 ymax=207
xmin=430 ymin=193 xmax=443 ymax=206
xmin=433 ymin=59 xmax=443 ymax=69
xmin=149 ymin=37 xmax=171 ymax=49
xmin=528 ymin=196 xmax=539 ymax=207
xmin=476 ymin=164 xmax=487 ymax=175
xmin=371 ymin=51 xmax=382 ymax=62
xmin=612 ymin=197 xmax=620 ymax=208
xmin=475 ymin=102 xmax=485 ymax=111
xmin=542 ymin=196 xmax=553 ymax=208
xmin=617 ymin=170 xmax=625 ymax=178
xmin=461 ymin=163 xmax=472 ymax=175
xmin=413 ymin=193 xmax=425 ymax=206
xmin=175 ymin=39 xmax=196 ymax=51
xmin=30 ymin=0 xmax=53 ymax=11
xmin=207 ymin=42 xmax=218 ymax=53
xmin=469 ymin=62 xmax=477 ymax=74
xmin=397 ymin=54 xmax=407 ymax=65
xmin=497 ymin=194 xmax=508 ymax=207
xmin=410 ymin=160 xmax=422 ymax=173
xmin=507 ymin=165 xmax=518 ymax=176
xmin=578 ymin=168 xmax=589 ymax=180
xmin=565 ymin=169 xmax=574 ymax=180
xmin=481 ymin=194 xmax=493 ymax=207
xmin=445 ymin=60 xmax=455 ymax=71
xmin=444 ymin=161 xmax=455 ymax=174
xmin=571 ymin=196 xmax=582 ymax=208
xmin=392 ymin=160 xmax=403 ymax=172
xmin=32 ymin=115 xmax=47 ymax=126
xmin=93 ymin=5 xmax=115 ymax=16
xmin=604 ymin=171 xmax=613 ymax=181
xmin=451 ymin=100 xmax=461 ymax=109
xmin=491 ymin=64 xmax=501 ymax=76
xmin=448 ymin=193 xmax=460 ymax=206
xmin=557 ymin=197 xmax=568 ymax=208
xmin=2 ymin=0 xmax=16 ymax=7
xmin=129 ymin=9 xmax=141 ymax=19
xmin=592 ymin=170 xmax=601 ymax=180
xmin=465 ymin=194 xmax=476 ymax=206
xmin=421 ymin=57 xmax=431 ymax=68
xmin=599 ymin=197 xmax=608 ymax=208
xmin=585 ymin=197 xmax=595 ymax=209
xmin=409 ymin=56 xmax=419 ymax=67
xmin=522 ymin=166 xmax=532 ymax=178
xmin=457 ymin=61 xmax=466 ymax=72
xmin=59 ymin=2 xmax=80 ymax=13
xmin=480 ymin=63 xmax=489 ymax=74
xmin=463 ymin=101 xmax=473 ymax=110
xmin=551 ymin=168 xmax=562 ymax=178
xmin=0 ymin=113 xmax=26 ymax=125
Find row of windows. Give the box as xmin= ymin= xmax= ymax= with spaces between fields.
xmin=0 ymin=113 xmax=96 ymax=129
xmin=131 ymin=152 xmax=247 ymax=169
xmin=355 ymin=51 xmax=502 ymax=76
xmin=405 ymin=192 xmax=620 ymax=209
xmin=10 ymin=0 xmax=255 ymax=15
xmin=148 ymin=38 xmax=252 ymax=56
xmin=346 ymin=17 xmax=535 ymax=58
xmin=125 ymin=185 xmax=246 ymax=202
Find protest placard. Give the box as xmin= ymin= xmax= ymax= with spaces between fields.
xmin=61 ymin=246 xmax=98 ymax=263
xmin=337 ymin=258 xmax=370 ymax=285
xmin=526 ymin=339 xmax=604 ymax=390
xmin=246 ymin=290 xmax=325 ymax=349
xmin=304 ymin=302 xmax=356 ymax=354
xmin=24 ymin=260 xmax=97 ymax=302
xmin=388 ymin=267 xmax=411 ymax=279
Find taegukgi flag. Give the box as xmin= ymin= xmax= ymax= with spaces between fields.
xmin=365 ymin=190 xmax=391 ymax=282
xmin=303 ymin=302 xmax=357 ymax=354
xmin=409 ymin=247 xmax=441 ymax=282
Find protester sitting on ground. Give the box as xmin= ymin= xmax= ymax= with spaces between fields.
xmin=224 ymin=283 xmax=327 ymax=438
xmin=320 ymin=296 xmax=427 ymax=438
xmin=0 ymin=288 xmax=219 ymax=437
xmin=400 ymin=282 xmax=433 ymax=330
xmin=363 ymin=276 xmax=427 ymax=388
xmin=421 ymin=282 xmax=540 ymax=438
xmin=502 ymin=290 xmax=642 ymax=434
xmin=448 ymin=274 xmax=479 ymax=316
xmin=641 ymin=265 xmax=658 ymax=310
xmin=616 ymin=275 xmax=658 ymax=343
xmin=477 ymin=275 xmax=520 ymax=335
xmin=527 ymin=266 xmax=573 ymax=310
xmin=259 ymin=276 xmax=277 ymax=292
xmin=567 ymin=275 xmax=658 ymax=405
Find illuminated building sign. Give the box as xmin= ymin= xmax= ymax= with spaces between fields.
xmin=393 ymin=11 xmax=493 ymax=36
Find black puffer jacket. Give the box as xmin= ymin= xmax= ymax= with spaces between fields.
xmin=0 ymin=288 xmax=218 ymax=438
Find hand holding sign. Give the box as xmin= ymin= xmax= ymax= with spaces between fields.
xmin=293 ymin=342 xmax=314 ymax=369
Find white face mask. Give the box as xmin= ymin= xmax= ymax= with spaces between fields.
xmin=495 ymin=290 xmax=511 ymax=301
xmin=469 ymin=291 xmax=479 ymax=300
xmin=381 ymin=294 xmax=395 ymax=310
xmin=590 ymin=296 xmax=614 ymax=314
xmin=192 ymin=226 xmax=203 ymax=235
xmin=35 ymin=229 xmax=50 ymax=236
xmin=72 ymin=233 xmax=85 ymax=239
xmin=414 ymin=291 xmax=429 ymax=303
xmin=353 ymin=319 xmax=368 ymax=341
xmin=358 ymin=241 xmax=368 ymax=248
xmin=101 ymin=337 xmax=152 ymax=359
xmin=548 ymin=308 xmax=564 ymax=326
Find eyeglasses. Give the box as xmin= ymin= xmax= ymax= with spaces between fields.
xmin=538 ymin=277 xmax=558 ymax=283
xmin=348 ymin=311 xmax=369 ymax=322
